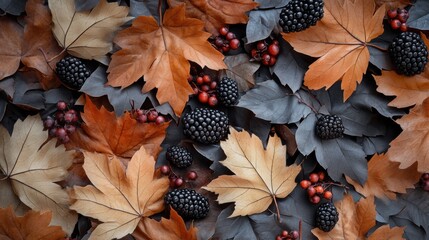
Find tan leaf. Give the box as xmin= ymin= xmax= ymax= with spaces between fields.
xmin=203 ymin=128 xmax=301 ymax=217
xmin=69 ymin=147 xmax=170 ymax=240
xmin=107 ymin=5 xmax=226 ymax=116
xmin=133 ymin=207 xmax=198 ymax=240
xmin=282 ymin=0 xmax=385 ymax=100
xmin=375 ymin=0 xmax=411 ymax=9
xmin=168 ymin=0 xmax=258 ymax=35
xmin=0 ymin=207 xmax=66 ymax=240
xmin=0 ymin=115 xmax=77 ymax=234
xmin=368 ymin=225 xmax=405 ymax=240
xmin=386 ymin=98 xmax=429 ymax=172
xmin=49 ymin=0 xmax=131 ymax=62
xmin=0 ymin=17 xmax=23 ymax=80
xmin=346 ymin=154 xmax=420 ymax=200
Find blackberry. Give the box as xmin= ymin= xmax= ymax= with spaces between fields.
xmin=315 ymin=202 xmax=339 ymax=232
xmin=389 ymin=32 xmax=428 ymax=76
xmin=164 ymin=188 xmax=209 ymax=219
xmin=166 ymin=146 xmax=192 ymax=168
xmin=217 ymin=77 xmax=239 ymax=106
xmin=279 ymin=0 xmax=324 ymax=33
xmin=315 ymin=114 xmax=344 ymax=140
xmin=56 ymin=56 xmax=91 ymax=89
xmin=183 ymin=108 xmax=229 ymax=144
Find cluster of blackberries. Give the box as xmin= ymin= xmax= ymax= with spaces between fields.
xmin=279 ymin=0 xmax=324 ymax=33
xmin=275 ymin=230 xmax=299 ymax=240
xmin=43 ymin=101 xmax=80 ymax=143
xmin=420 ymin=173 xmax=429 ymax=192
xmin=387 ymin=8 xmax=409 ymax=32
xmin=315 ymin=114 xmax=345 ymax=140
xmin=56 ymin=56 xmax=90 ymax=90
xmin=300 ymin=171 xmax=333 ymax=204
xmin=250 ymin=39 xmax=280 ymax=66
xmin=183 ymin=108 xmax=229 ymax=144
xmin=131 ymin=109 xmax=166 ymax=124
xmin=209 ymin=27 xmax=240 ymax=53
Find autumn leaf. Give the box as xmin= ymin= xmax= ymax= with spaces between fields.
xmin=66 ymin=96 xmax=168 ymax=158
xmin=49 ymin=0 xmax=131 ymax=63
xmin=375 ymin=0 xmax=411 ymax=9
xmin=133 ymin=207 xmax=198 ymax=240
xmin=0 ymin=17 xmax=23 ymax=81
xmin=386 ymin=98 xmax=429 ymax=173
xmin=107 ymin=4 xmax=226 ymax=116
xmin=346 ymin=154 xmax=420 ymax=200
xmin=312 ymin=195 xmax=405 ymax=239
xmin=203 ymin=128 xmax=301 ymax=218
xmin=69 ymin=147 xmax=170 ymax=240
xmin=0 ymin=115 xmax=77 ymax=234
xmin=168 ymin=0 xmax=258 ymax=35
xmin=282 ymin=0 xmax=385 ymax=100
xmin=0 ymin=207 xmax=66 ymax=240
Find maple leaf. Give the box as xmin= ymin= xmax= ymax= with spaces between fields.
xmin=203 ymin=128 xmax=302 ymax=218
xmin=107 ymin=4 xmax=226 ymax=116
xmin=66 ymin=96 xmax=168 ymax=158
xmin=282 ymin=0 xmax=385 ymax=100
xmin=133 ymin=207 xmax=198 ymax=240
xmin=69 ymin=147 xmax=170 ymax=240
xmin=223 ymin=54 xmax=259 ymax=92
xmin=49 ymin=0 xmax=131 ymax=63
xmin=0 ymin=207 xmax=66 ymax=240
xmin=312 ymin=195 xmax=405 ymax=239
xmin=375 ymin=0 xmax=411 ymax=9
xmin=0 ymin=17 xmax=23 ymax=81
xmin=346 ymin=154 xmax=420 ymax=200
xmin=386 ymin=98 xmax=429 ymax=172
xmin=167 ymin=0 xmax=258 ymax=35
xmin=0 ymin=115 xmax=77 ymax=234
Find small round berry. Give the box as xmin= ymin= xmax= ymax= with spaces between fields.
xmin=55 ymin=128 xmax=67 ymax=139
xmin=43 ymin=117 xmax=55 ymax=129
xmin=219 ymin=27 xmax=229 ymax=36
xmin=57 ymin=101 xmax=67 ymax=111
xmin=187 ymin=75 xmax=193 ymax=82
xmin=49 ymin=128 xmax=57 ymax=137
xmin=387 ymin=9 xmax=397 ymax=19
xmin=222 ymin=46 xmax=230 ymax=52
xmin=203 ymin=75 xmax=211 ymax=83
xmin=391 ymin=19 xmax=401 ymax=30
xmin=307 ymin=186 xmax=316 ymax=197
xmin=196 ymin=76 xmax=204 ymax=85
xmin=169 ymin=176 xmax=177 ymax=188
xmin=64 ymin=112 xmax=75 ymax=123
xmin=226 ymin=32 xmax=236 ymax=41
xmin=311 ymin=195 xmax=321 ymax=204
xmin=398 ymin=12 xmax=409 ymax=23
xmin=400 ymin=23 xmax=407 ymax=32
xmin=174 ymin=177 xmax=184 ymax=187
xmin=268 ymin=44 xmax=280 ymax=56
xmin=215 ymin=37 xmax=224 ymax=47
xmin=64 ymin=124 xmax=76 ymax=134
xmin=251 ymin=49 xmax=258 ymax=58
xmin=193 ymin=88 xmax=199 ymax=95
xmin=55 ymin=111 xmax=65 ymax=122
xmin=315 ymin=186 xmax=324 ymax=194
xmin=61 ymin=135 xmax=70 ymax=143
xmin=291 ymin=230 xmax=299 ymax=239
xmin=300 ymin=180 xmax=311 ymax=189
xmin=147 ymin=110 xmax=158 ymax=122
xmin=269 ymin=56 xmax=277 ymax=66
xmin=309 ymin=173 xmax=319 ymax=183
xmin=200 ymin=84 xmax=210 ymax=92
xmin=137 ymin=114 xmax=147 ymax=123
xmin=257 ymin=41 xmax=266 ymax=51
xmin=208 ymin=96 xmax=218 ymax=107
xmin=281 ymin=230 xmax=289 ymax=237
xmin=318 ymin=171 xmax=325 ymax=181
xmin=276 ymin=236 xmax=282 ymax=240
xmin=155 ymin=115 xmax=166 ymax=124
xmin=272 ymin=40 xmax=279 ymax=46
xmin=323 ymin=190 xmax=333 ymax=200
xmin=422 ymin=173 xmax=429 ymax=180
xmin=160 ymin=165 xmax=170 ymax=175
xmin=210 ymin=81 xmax=217 ymax=89
xmin=262 ymin=53 xmax=271 ymax=62
xmin=135 ymin=109 xmax=144 ymax=117
xmin=186 ymin=171 xmax=198 ymax=180
xmin=198 ymin=92 xmax=209 ymax=103
xmin=230 ymin=39 xmax=240 ymax=50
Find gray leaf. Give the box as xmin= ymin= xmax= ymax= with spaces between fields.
xmin=130 ymin=0 xmax=159 ymax=21
xmin=212 ymin=205 xmax=257 ymax=240
xmin=0 ymin=0 xmax=26 ymax=15
xmin=247 ymin=9 xmax=282 ymax=43
xmin=13 ymin=72 xmax=45 ymax=110
xmin=407 ymin=0 xmax=429 ymax=31
xmin=74 ymin=0 xmax=99 ymax=11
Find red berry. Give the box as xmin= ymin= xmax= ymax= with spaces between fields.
xmin=226 ymin=32 xmax=236 ymax=41
xmin=155 ymin=115 xmax=165 ymax=124
xmin=55 ymin=128 xmax=67 ymax=139
xmin=64 ymin=112 xmax=75 ymax=123
xmin=398 ymin=12 xmax=408 ymax=23
xmin=147 ymin=111 xmax=158 ymax=122
xmin=309 ymin=173 xmax=319 ymax=183
xmin=193 ymin=88 xmax=199 ymax=95
xmin=219 ymin=27 xmax=229 ymax=36
xmin=49 ymin=128 xmax=56 ymax=137
xmin=257 ymin=41 xmax=266 ymax=51
xmin=268 ymin=44 xmax=280 ymax=56
xmin=174 ymin=177 xmax=184 ymax=187
xmin=137 ymin=114 xmax=147 ymax=123
xmin=422 ymin=173 xmax=429 ymax=180
xmin=208 ymin=96 xmax=218 ymax=107
xmin=169 ymin=176 xmax=177 ymax=188
xmin=135 ymin=109 xmax=144 ymax=117
xmin=391 ymin=19 xmax=401 ymax=30
xmin=198 ymin=92 xmax=209 ymax=103
xmin=160 ymin=165 xmax=170 ymax=175
xmin=318 ymin=171 xmax=325 ymax=181
xmin=203 ymin=75 xmax=211 ymax=83
xmin=200 ymin=84 xmax=210 ymax=92
xmin=281 ymin=230 xmax=289 ymax=237
xmin=64 ymin=124 xmax=76 ymax=134
xmin=43 ymin=117 xmax=55 ymax=129
xmin=272 ymin=40 xmax=279 ymax=46
xmin=61 ymin=135 xmax=70 ymax=143
xmin=57 ymin=101 xmax=67 ymax=111
xmin=387 ymin=9 xmax=397 ymax=19
xmin=230 ymin=39 xmax=240 ymax=50
xmin=186 ymin=171 xmax=198 ymax=180
xmin=307 ymin=186 xmax=316 ymax=197
xmin=222 ymin=45 xmax=230 ymax=52
xmin=291 ymin=231 xmax=299 ymax=239
xmin=262 ymin=53 xmax=271 ymax=62
xmin=276 ymin=236 xmax=282 ymax=240
xmin=187 ymin=75 xmax=193 ymax=82
xmin=315 ymin=185 xmax=324 ymax=194
xmin=269 ymin=56 xmax=277 ymax=66
xmin=262 ymin=59 xmax=270 ymax=66
xmin=196 ymin=76 xmax=204 ymax=85
xmin=215 ymin=37 xmax=224 ymax=47
xmin=251 ymin=49 xmax=258 ymax=58
xmin=55 ymin=111 xmax=64 ymax=121
xmin=300 ymin=180 xmax=311 ymax=189
xmin=400 ymin=23 xmax=407 ymax=32
xmin=323 ymin=190 xmax=333 ymax=200
xmin=210 ymin=81 xmax=217 ymax=89
xmin=311 ymin=195 xmax=321 ymax=204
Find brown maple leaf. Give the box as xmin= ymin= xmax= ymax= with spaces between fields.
xmin=69 ymin=147 xmax=170 ymax=240
xmin=375 ymin=0 xmax=411 ymax=9
xmin=0 ymin=115 xmax=77 ymax=235
xmin=66 ymin=96 xmax=168 ymax=158
xmin=386 ymin=98 xmax=429 ymax=173
xmin=346 ymin=154 xmax=420 ymax=200
xmin=49 ymin=0 xmax=131 ymax=63
xmin=282 ymin=0 xmax=385 ymax=100
xmin=0 ymin=207 xmax=66 ymax=240
xmin=107 ymin=4 xmax=226 ymax=116
xmin=168 ymin=0 xmax=258 ymax=35
xmin=133 ymin=207 xmax=198 ymax=240
xmin=0 ymin=17 xmax=23 ymax=81
xmin=312 ymin=195 xmax=405 ymax=239
xmin=203 ymin=128 xmax=301 ymax=218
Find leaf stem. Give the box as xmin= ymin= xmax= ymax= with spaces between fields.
xmin=272 ymin=195 xmax=281 ymax=222
xmin=366 ymin=43 xmax=388 ymax=52
xmin=293 ymin=93 xmax=319 ymax=114
xmin=299 ymin=219 xmax=302 ymax=240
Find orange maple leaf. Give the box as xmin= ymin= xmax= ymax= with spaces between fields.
xmin=168 ymin=0 xmax=258 ymax=35
xmin=282 ymin=0 xmax=385 ymax=100
xmin=66 ymin=96 xmax=168 ymax=158
xmin=107 ymin=4 xmax=226 ymax=116
xmin=346 ymin=154 xmax=420 ymax=200
xmin=0 ymin=207 xmax=66 ymax=240
xmin=386 ymin=98 xmax=429 ymax=173
xmin=133 ymin=207 xmax=198 ymax=240
xmin=312 ymin=195 xmax=405 ymax=239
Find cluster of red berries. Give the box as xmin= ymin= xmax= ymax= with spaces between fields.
xmin=209 ymin=26 xmax=240 ymax=53
xmin=300 ymin=172 xmax=333 ymax=204
xmin=250 ymin=39 xmax=280 ymax=66
xmin=188 ymin=71 xmax=219 ymax=106
xmin=43 ymin=101 xmax=80 ymax=144
xmin=420 ymin=173 xmax=429 ymax=192
xmin=160 ymin=165 xmax=198 ymax=188
xmin=275 ymin=230 xmax=299 ymax=240
xmin=131 ymin=108 xmax=166 ymax=124
xmin=387 ymin=8 xmax=409 ymax=32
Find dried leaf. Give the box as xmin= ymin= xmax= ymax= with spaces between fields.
xmin=223 ymin=54 xmax=259 ymax=92
xmin=375 ymin=0 xmax=410 ymax=9
xmin=66 ymin=96 xmax=168 ymax=158
xmin=282 ymin=0 xmax=385 ymax=100
xmin=312 ymin=195 xmax=405 ymax=239
xmin=203 ymin=128 xmax=301 ymax=217
xmin=386 ymin=98 xmax=429 ymax=172
xmin=0 ymin=17 xmax=23 ymax=81
xmin=49 ymin=0 xmax=131 ymax=62
xmin=0 ymin=115 xmax=77 ymax=234
xmin=107 ymin=5 xmax=226 ymax=116
xmin=368 ymin=225 xmax=406 ymax=240
xmin=0 ymin=207 xmax=66 ymax=240
xmin=346 ymin=154 xmax=420 ymax=200
xmin=168 ymin=0 xmax=258 ymax=35
xmin=69 ymin=147 xmax=170 ymax=240
xmin=133 ymin=207 xmax=198 ymax=240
